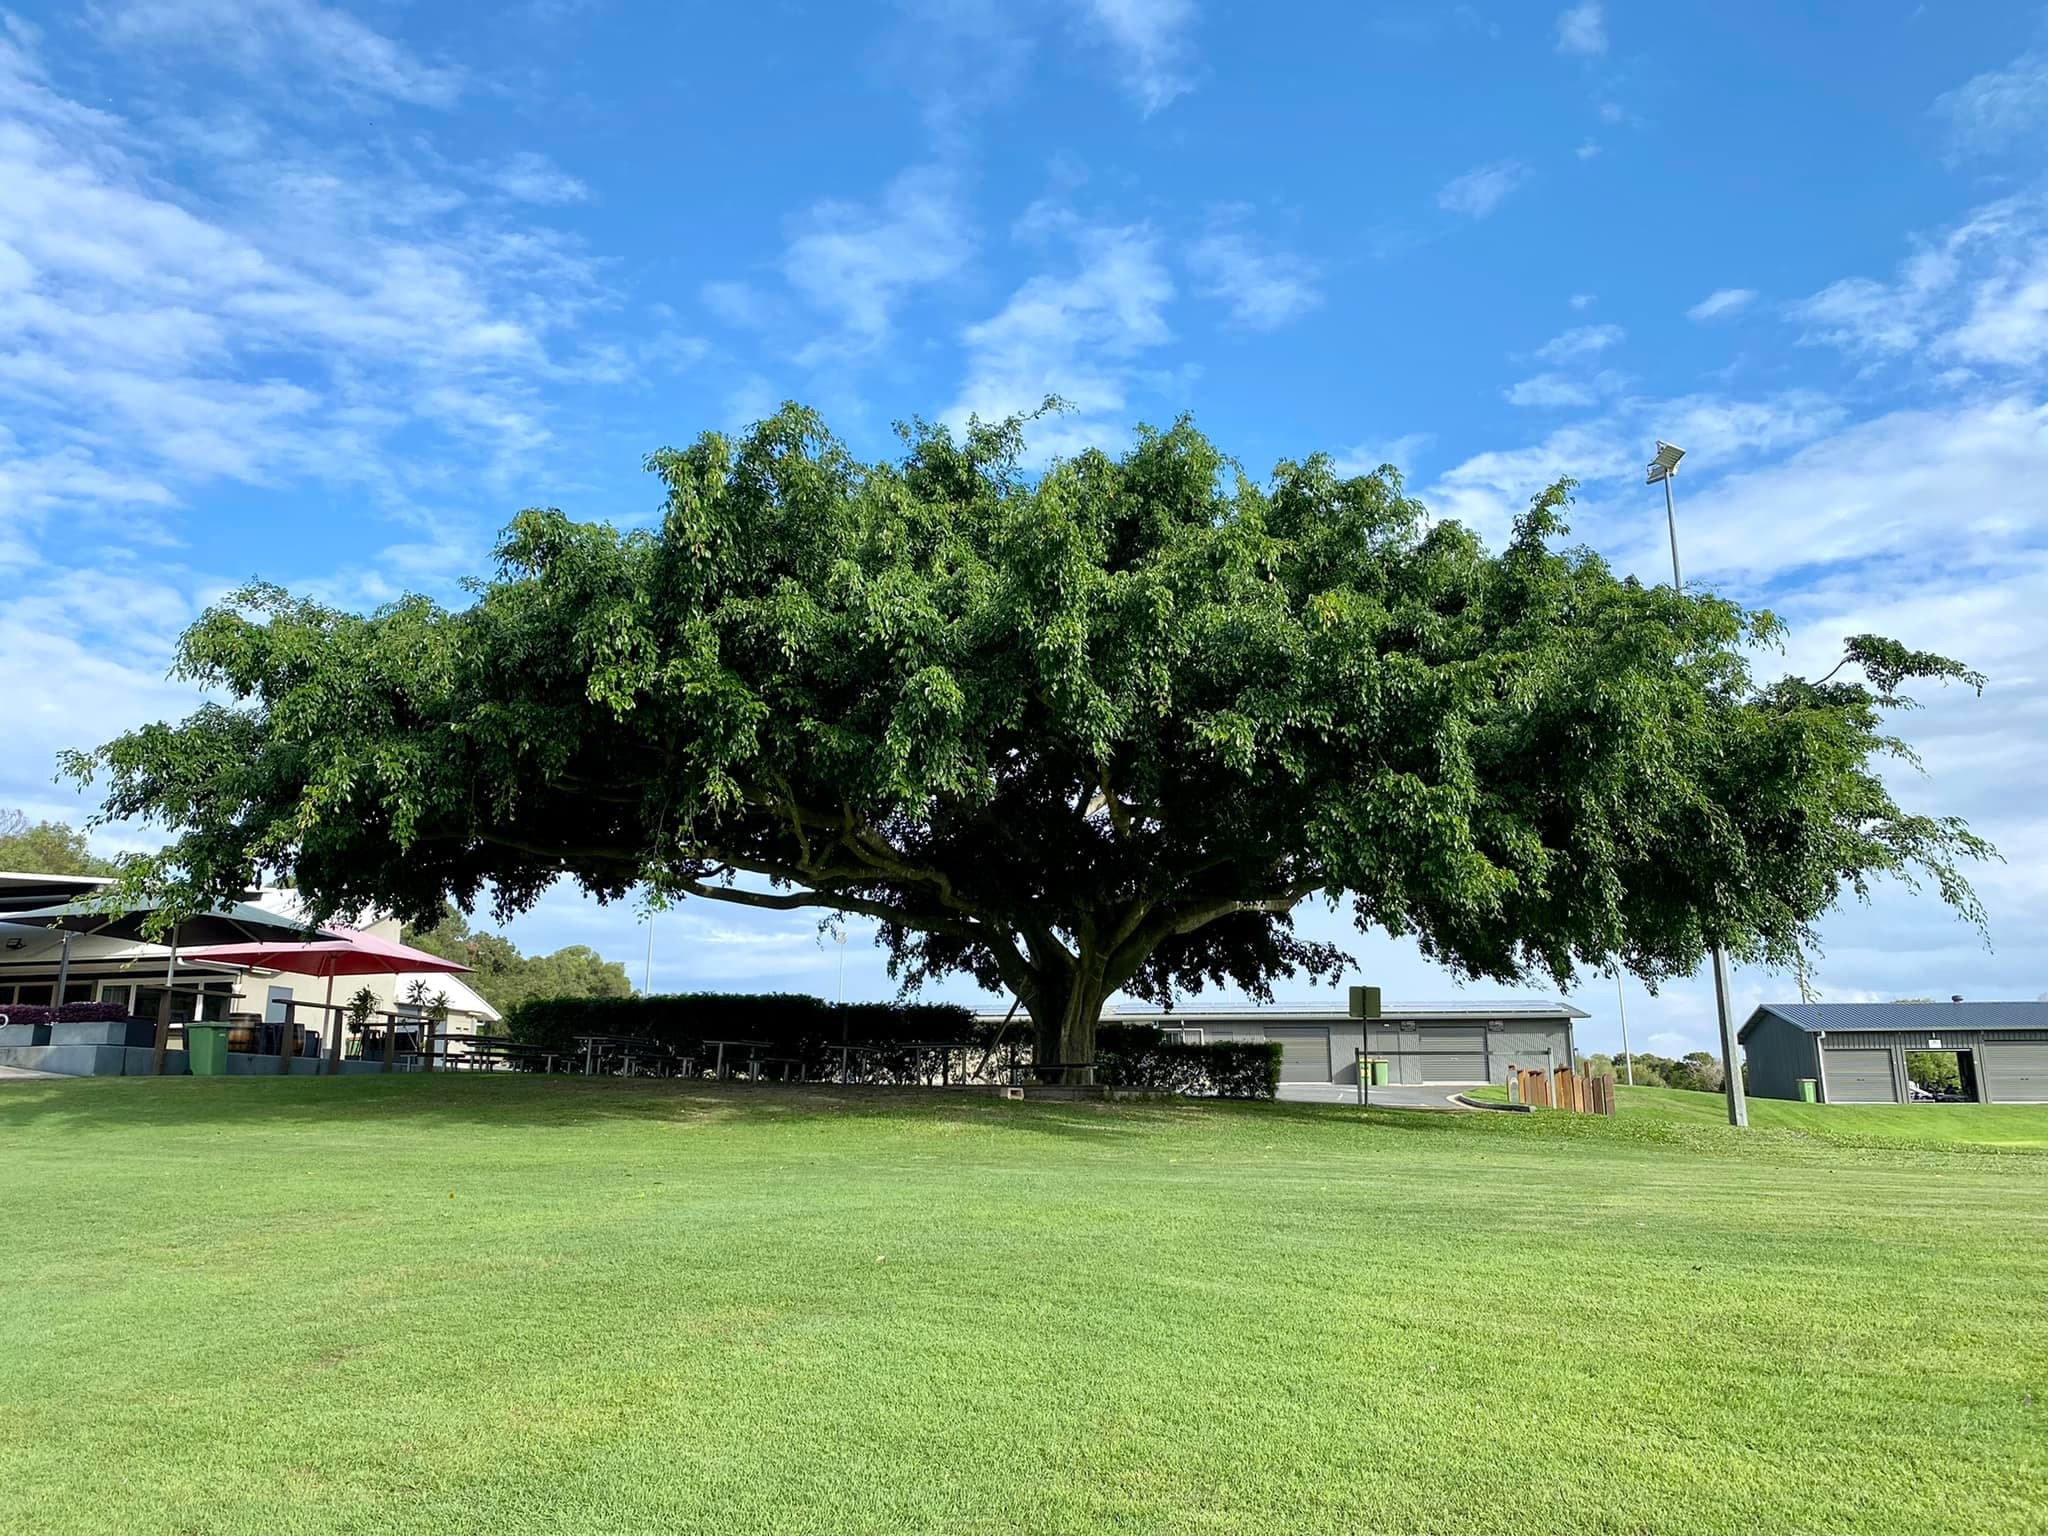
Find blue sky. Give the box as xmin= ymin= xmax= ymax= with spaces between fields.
xmin=4 ymin=1 xmax=2047 ymax=1056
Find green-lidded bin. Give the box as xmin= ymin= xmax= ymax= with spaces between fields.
xmin=1369 ymin=1058 xmax=1389 ymax=1086
xmin=186 ymin=1022 xmax=230 ymax=1076
xmin=1798 ymin=1078 xmax=1818 ymax=1103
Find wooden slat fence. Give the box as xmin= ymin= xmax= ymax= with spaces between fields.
xmin=1512 ymin=1066 xmax=1616 ymax=1116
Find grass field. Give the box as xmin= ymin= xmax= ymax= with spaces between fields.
xmin=3 ymin=1076 xmax=2045 ymax=1534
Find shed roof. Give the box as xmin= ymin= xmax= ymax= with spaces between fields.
xmin=1739 ymin=1000 xmax=2048 ymax=1041
xmin=970 ymin=997 xmax=1587 ymax=1024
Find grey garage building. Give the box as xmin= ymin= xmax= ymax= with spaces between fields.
xmin=1740 ymin=1001 xmax=2048 ymax=1104
xmin=1125 ymin=998 xmax=1585 ymax=1088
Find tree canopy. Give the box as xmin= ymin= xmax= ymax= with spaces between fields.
xmin=66 ymin=406 xmax=1993 ymax=1072
xmin=0 ymin=809 xmax=118 ymax=877
xmin=400 ymin=905 xmax=632 ymax=1015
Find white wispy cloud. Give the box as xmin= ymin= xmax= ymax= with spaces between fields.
xmin=1075 ymin=0 xmax=1199 ymax=115
xmin=0 ymin=22 xmax=612 ymax=558
xmin=781 ymin=166 xmax=973 ymax=366
xmin=487 ymin=151 xmax=587 ymax=205
xmin=1934 ymin=48 xmax=2048 ymax=159
xmin=1790 ymin=192 xmax=2048 ymax=368
xmin=1688 ymin=287 xmax=1757 ymax=322
xmin=949 ymin=217 xmax=1174 ymax=461
xmin=1554 ymin=2 xmax=1605 ymax=57
xmin=1186 ymin=216 xmax=1320 ymax=331
xmin=1568 ymin=293 xmax=1596 ymax=311
xmin=1504 ymin=373 xmax=1597 ymax=408
xmin=1437 ymin=161 xmax=1529 ymax=219
xmin=93 ymin=0 xmax=464 ymax=107
xmin=1533 ymin=322 xmax=1624 ymax=362
xmin=1332 ymin=431 xmax=1434 ymax=478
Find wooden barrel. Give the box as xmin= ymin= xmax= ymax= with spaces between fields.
xmin=226 ymin=1023 xmax=259 ymax=1055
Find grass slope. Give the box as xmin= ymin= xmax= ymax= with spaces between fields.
xmin=3 ymin=1076 xmax=2044 ymax=1535
xmin=1471 ymin=1082 xmax=2048 ymax=1147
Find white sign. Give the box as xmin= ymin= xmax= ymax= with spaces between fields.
xmin=1927 ymin=1038 xmax=1942 ymax=1049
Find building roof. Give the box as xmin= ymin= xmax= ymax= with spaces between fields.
xmin=1739 ymin=1000 xmax=2048 ymax=1040
xmin=0 ymin=870 xmax=112 ymax=913
xmin=974 ymin=997 xmax=1588 ymax=1023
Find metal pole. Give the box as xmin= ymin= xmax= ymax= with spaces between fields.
xmin=1662 ymin=474 xmax=1682 ymax=589
xmin=643 ymin=916 xmax=654 ymax=994
xmin=1661 ymin=461 xmax=1745 ymax=1128
xmin=1711 ymin=945 xmax=1750 ymax=1127
xmin=152 ymin=921 xmax=179 ymax=1076
xmin=54 ymin=931 xmax=72 ymax=1005
xmin=1614 ymin=969 xmax=1632 ymax=1086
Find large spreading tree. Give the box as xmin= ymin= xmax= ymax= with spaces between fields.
xmin=68 ymin=407 xmax=1991 ymax=1074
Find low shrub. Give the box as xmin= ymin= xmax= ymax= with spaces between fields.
xmin=0 ymin=1000 xmax=130 ymax=1027
xmin=1096 ymin=1023 xmax=1281 ymax=1099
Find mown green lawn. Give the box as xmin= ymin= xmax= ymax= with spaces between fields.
xmin=1471 ymin=1081 xmax=2048 ymax=1147
xmin=3 ymin=1076 xmax=2044 ymax=1535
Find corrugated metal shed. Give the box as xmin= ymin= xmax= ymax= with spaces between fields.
xmin=1740 ymin=1001 xmax=2048 ymax=1039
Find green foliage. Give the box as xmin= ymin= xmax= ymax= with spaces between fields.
xmin=67 ymin=407 xmax=1993 ymax=1068
xmin=1906 ymin=1051 xmax=1962 ymax=1095
xmin=344 ymin=987 xmax=378 ymax=1033
xmin=401 ymin=904 xmax=630 ymax=1015
xmin=1094 ymin=1022 xmax=1281 ymax=1098
xmin=1615 ymin=1051 xmax=1723 ymax=1092
xmin=0 ymin=809 xmax=117 ymax=876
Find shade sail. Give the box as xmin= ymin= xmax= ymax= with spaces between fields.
xmin=179 ymin=926 xmax=472 ymax=979
xmin=3 ymin=899 xmax=341 ymax=947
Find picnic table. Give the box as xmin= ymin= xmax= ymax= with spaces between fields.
xmin=435 ymin=1034 xmax=567 ymax=1073
xmin=573 ymin=1034 xmax=691 ymax=1077
xmin=701 ymin=1038 xmax=787 ymax=1081
xmin=833 ymin=1040 xmax=976 ymax=1086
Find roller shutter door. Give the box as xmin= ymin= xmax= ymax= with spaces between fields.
xmin=1822 ymin=1047 xmax=1899 ymax=1103
xmin=1266 ymin=1026 xmax=1332 ymax=1083
xmin=1417 ymin=1028 xmax=1487 ymax=1083
xmin=1981 ymin=1042 xmax=2048 ymax=1103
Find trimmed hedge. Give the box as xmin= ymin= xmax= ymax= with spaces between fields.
xmin=1095 ymin=1022 xmax=1282 ymax=1099
xmin=0 ymin=1000 xmax=129 ymax=1027
xmin=505 ymin=993 xmax=991 ymax=1078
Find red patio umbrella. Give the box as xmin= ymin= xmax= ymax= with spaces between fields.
xmin=180 ymin=927 xmax=473 ymax=1073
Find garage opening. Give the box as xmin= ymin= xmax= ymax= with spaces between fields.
xmin=1906 ymin=1050 xmax=1980 ymax=1104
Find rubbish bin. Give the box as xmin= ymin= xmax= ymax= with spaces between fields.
xmin=1369 ymin=1058 xmax=1390 ymax=1086
xmin=1797 ymin=1078 xmax=1818 ymax=1103
xmin=186 ymin=1021 xmax=230 ymax=1076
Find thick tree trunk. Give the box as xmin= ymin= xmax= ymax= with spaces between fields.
xmin=1026 ymin=955 xmax=1107 ymax=1085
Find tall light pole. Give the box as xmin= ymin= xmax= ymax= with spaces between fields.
xmin=1648 ymin=440 xmax=1749 ymax=1128
xmin=834 ymin=927 xmax=849 ymax=1005
xmin=1613 ymin=968 xmax=1633 ymax=1086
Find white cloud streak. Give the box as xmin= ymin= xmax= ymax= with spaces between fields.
xmin=949 ymin=218 xmax=1174 ymax=462
xmin=781 ymin=166 xmax=973 ymax=367
xmin=1075 ymin=0 xmax=1199 ymax=115
xmin=1186 ymin=219 xmax=1320 ymax=331
xmin=1934 ymin=48 xmax=2048 ymax=159
xmin=1437 ymin=161 xmax=1529 ymax=219
xmin=1554 ymin=2 xmax=1605 ymax=57
xmin=93 ymin=0 xmax=464 ymax=107
xmin=1688 ymin=287 xmax=1757 ymax=322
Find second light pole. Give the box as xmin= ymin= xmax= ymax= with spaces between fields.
xmin=1647 ymin=440 xmax=1749 ymax=1129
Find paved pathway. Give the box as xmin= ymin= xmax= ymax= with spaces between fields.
xmin=0 ymin=1065 xmax=64 ymax=1080
xmin=1275 ymin=1081 xmax=1482 ymax=1110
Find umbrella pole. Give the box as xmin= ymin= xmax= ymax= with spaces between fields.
xmin=54 ymin=932 xmax=73 ymax=1007
xmin=152 ymin=923 xmax=178 ymax=1076
xmin=325 ymin=972 xmax=344 ymax=1076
